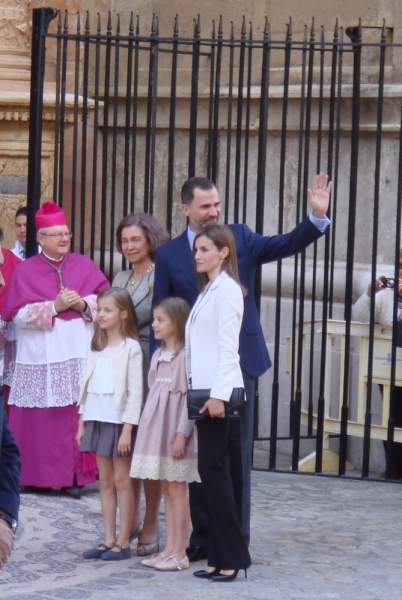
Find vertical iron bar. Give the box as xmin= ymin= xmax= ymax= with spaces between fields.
xmin=79 ymin=12 xmax=90 ymax=254
xmin=108 ymin=15 xmax=120 ymax=282
xmin=58 ymin=11 xmax=68 ymax=209
xmin=253 ymin=19 xmax=271 ymax=448
xmin=255 ymin=17 xmax=270 ymax=237
xmin=99 ymin=11 xmax=112 ymax=273
xmin=386 ymin=96 xmax=402 ymax=479
xmin=52 ymin=12 xmax=62 ymax=202
xmin=206 ymin=20 xmax=216 ymax=179
xmin=211 ymin=16 xmax=223 ymax=183
xmin=149 ymin=16 xmax=159 ymax=216
xmin=242 ymin=22 xmax=253 ymax=223
xmin=188 ymin=15 xmax=200 ymax=178
xmin=143 ymin=15 xmax=159 ymax=214
xmin=307 ymin=26 xmax=325 ymax=437
xmin=70 ymin=12 xmax=81 ymax=252
xmin=315 ymin=20 xmax=339 ymax=472
xmin=338 ymin=23 xmax=362 ymax=476
xmin=292 ymin=20 xmax=316 ymax=471
xmin=269 ymin=18 xmax=292 ymax=470
xmin=362 ymin=23 xmax=386 ymax=478
xmin=290 ymin=26 xmax=308 ymax=436
xmin=224 ymin=22 xmax=235 ymax=223
xmin=90 ymin=13 xmax=101 ymax=260
xmin=122 ymin=13 xmax=134 ymax=218
xmin=233 ymin=17 xmax=246 ymax=224
xmin=166 ymin=15 xmax=179 ymax=235
xmin=130 ymin=16 xmax=140 ymax=213
xmin=26 ymin=7 xmax=57 ymax=257
xmin=329 ymin=29 xmax=344 ymax=318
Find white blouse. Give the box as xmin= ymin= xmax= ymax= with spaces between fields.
xmin=82 ymin=344 xmax=123 ymax=424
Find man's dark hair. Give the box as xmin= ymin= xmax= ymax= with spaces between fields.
xmin=0 ymin=227 xmax=3 ymax=242
xmin=15 ymin=206 xmax=27 ymax=219
xmin=181 ymin=177 xmax=216 ymax=205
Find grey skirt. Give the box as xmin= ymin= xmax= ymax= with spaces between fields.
xmin=80 ymin=421 xmax=136 ymax=458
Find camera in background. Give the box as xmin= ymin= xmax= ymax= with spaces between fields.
xmin=382 ymin=277 xmax=395 ymax=289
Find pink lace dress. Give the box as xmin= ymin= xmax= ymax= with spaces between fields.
xmin=130 ymin=348 xmax=200 ymax=483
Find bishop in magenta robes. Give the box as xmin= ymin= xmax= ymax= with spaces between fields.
xmin=3 ymin=202 xmax=109 ymax=496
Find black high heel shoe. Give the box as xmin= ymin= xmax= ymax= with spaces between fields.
xmin=211 ymin=568 xmax=247 ymax=582
xmin=193 ymin=568 xmax=219 ymax=579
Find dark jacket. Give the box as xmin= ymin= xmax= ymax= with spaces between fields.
xmin=153 ymin=216 xmax=325 ymax=377
xmin=0 ymin=402 xmax=20 ymax=520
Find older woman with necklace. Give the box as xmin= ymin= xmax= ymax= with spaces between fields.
xmin=113 ymin=213 xmax=168 ymax=555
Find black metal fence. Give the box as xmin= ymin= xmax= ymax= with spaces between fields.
xmin=26 ymin=8 xmax=402 ymax=481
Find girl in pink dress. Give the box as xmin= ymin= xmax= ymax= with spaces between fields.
xmin=130 ymin=297 xmax=199 ymax=571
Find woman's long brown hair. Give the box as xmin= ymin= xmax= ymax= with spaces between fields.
xmin=91 ymin=287 xmax=139 ymax=351
xmin=193 ymin=225 xmax=246 ymax=296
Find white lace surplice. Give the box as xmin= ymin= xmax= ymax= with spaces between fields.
xmin=9 ymin=298 xmax=95 ymax=409
xmin=3 ymin=321 xmax=17 ymax=387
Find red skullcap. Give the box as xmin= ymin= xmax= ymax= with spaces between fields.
xmin=35 ymin=202 xmax=67 ymax=231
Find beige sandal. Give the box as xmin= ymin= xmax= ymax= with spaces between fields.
xmin=141 ymin=552 xmax=168 ymax=568
xmin=136 ymin=540 xmax=160 ymax=556
xmin=154 ymin=555 xmax=189 ymax=571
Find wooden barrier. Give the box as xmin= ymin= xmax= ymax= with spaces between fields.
xmin=286 ymin=320 xmax=402 ymax=471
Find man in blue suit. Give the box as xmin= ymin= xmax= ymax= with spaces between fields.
xmin=0 ymin=261 xmax=20 ymax=568
xmin=153 ymin=174 xmax=331 ymax=558
xmin=0 ymin=399 xmax=20 ymax=568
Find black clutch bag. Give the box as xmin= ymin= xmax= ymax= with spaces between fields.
xmin=187 ymin=387 xmax=245 ymax=421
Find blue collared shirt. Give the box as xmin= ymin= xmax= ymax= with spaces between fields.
xmin=187 ymin=227 xmax=197 ymax=249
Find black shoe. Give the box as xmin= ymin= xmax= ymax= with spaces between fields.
xmin=186 ymin=545 xmax=208 ymax=562
xmin=20 ymin=486 xmax=53 ymax=495
xmin=19 ymin=485 xmax=35 ymax=494
xmin=211 ymin=569 xmax=248 ymax=582
xmin=193 ymin=568 xmax=218 ymax=579
xmin=388 ymin=467 xmax=402 ymax=479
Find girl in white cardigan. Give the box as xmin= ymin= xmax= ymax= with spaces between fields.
xmin=76 ymin=287 xmax=143 ymax=561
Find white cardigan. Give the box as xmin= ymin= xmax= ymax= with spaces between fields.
xmin=185 ymin=271 xmax=244 ymax=401
xmin=79 ymin=338 xmax=143 ymax=425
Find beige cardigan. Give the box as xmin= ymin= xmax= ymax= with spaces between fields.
xmin=79 ymin=338 xmax=143 ymax=425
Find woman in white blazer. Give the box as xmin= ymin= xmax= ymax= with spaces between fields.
xmin=185 ymin=224 xmax=251 ymax=582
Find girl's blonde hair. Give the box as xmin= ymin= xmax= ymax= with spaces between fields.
xmin=153 ymin=297 xmax=190 ymax=348
xmin=193 ymin=224 xmax=246 ymax=295
xmin=91 ymin=287 xmax=139 ymax=351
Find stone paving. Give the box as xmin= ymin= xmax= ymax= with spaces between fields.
xmin=1 ymin=470 xmax=401 ymax=600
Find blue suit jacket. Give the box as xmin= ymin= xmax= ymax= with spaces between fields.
xmin=0 ymin=402 xmax=20 ymax=520
xmin=153 ymin=216 xmax=325 ymax=377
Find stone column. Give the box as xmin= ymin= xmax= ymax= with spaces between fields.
xmin=0 ymin=0 xmax=31 ymax=246
xmin=0 ymin=1 xmax=84 ymax=247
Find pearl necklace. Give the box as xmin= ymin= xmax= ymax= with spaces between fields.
xmin=126 ymin=263 xmax=154 ymax=287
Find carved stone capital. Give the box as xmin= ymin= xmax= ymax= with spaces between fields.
xmin=0 ymin=193 xmax=25 ymax=247
xmin=0 ymin=157 xmax=27 ymax=176
xmin=0 ymin=91 xmax=96 ymax=123
xmin=0 ymin=0 xmax=30 ymax=51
